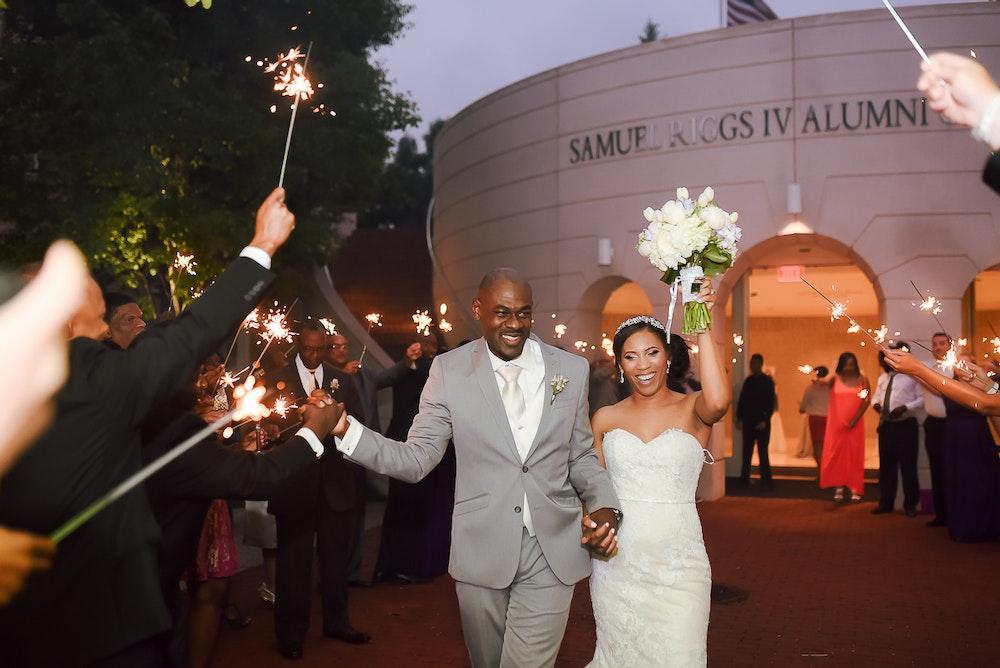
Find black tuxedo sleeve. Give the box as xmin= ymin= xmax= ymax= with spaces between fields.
xmin=984 ymin=153 xmax=1000 ymax=196
xmin=156 ymin=431 xmax=318 ymax=501
xmin=99 ymin=256 xmax=273 ymax=426
xmin=371 ymin=358 xmax=415 ymax=390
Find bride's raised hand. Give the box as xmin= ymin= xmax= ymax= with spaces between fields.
xmin=698 ymin=276 xmax=716 ymax=312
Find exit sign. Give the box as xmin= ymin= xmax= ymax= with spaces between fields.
xmin=778 ymin=265 xmax=805 ymax=282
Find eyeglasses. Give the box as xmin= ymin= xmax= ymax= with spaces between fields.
xmin=327 ymin=344 xmax=349 ymax=350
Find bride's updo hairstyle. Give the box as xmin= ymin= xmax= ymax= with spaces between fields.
xmin=612 ymin=316 xmax=690 ymax=387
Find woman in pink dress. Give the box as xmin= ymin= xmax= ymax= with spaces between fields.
xmin=820 ymin=352 xmax=871 ymax=502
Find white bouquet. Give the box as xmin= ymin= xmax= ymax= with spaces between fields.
xmin=636 ymin=186 xmax=741 ymax=334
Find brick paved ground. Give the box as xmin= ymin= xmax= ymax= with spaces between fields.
xmin=213 ymin=497 xmax=1000 ymax=667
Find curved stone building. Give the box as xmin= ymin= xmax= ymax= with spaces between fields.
xmin=428 ymin=3 xmax=1000 ymax=493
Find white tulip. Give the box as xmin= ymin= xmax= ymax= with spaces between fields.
xmin=643 ymin=207 xmax=656 ymax=223
xmin=675 ymin=187 xmax=689 ymax=201
xmin=729 ymin=211 xmax=739 ymax=224
xmin=697 ymin=187 xmax=714 ymax=207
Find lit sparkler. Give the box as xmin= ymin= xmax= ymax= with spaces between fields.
xmin=438 ymin=318 xmax=453 ymax=333
xmin=51 ymin=375 xmax=267 ymax=544
xmin=857 ymin=388 xmax=869 ymax=400
xmin=798 ymin=364 xmax=814 ymax=375
xmin=358 ymin=312 xmax=383 ymax=366
xmin=271 ymin=395 xmax=297 ymax=419
xmin=173 ymin=252 xmax=197 ymax=276
xmin=554 ymin=323 xmax=567 ymax=339
xmin=601 ymin=337 xmax=614 ymax=357
xmin=847 ymin=323 xmax=861 ymax=334
xmin=574 ymin=340 xmax=589 ymax=353
xmin=318 ymin=318 xmax=337 ymax=335
xmin=732 ymin=334 xmax=744 ymax=347
xmin=413 ymin=310 xmax=433 ymax=337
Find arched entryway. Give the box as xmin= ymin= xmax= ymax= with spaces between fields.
xmin=716 ymin=234 xmax=883 ymax=482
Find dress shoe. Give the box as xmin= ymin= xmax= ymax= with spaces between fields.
xmin=905 ymin=508 xmax=918 ymax=518
xmin=926 ymin=518 xmax=947 ymax=527
xmin=278 ymin=643 xmax=303 ymax=660
xmin=258 ymin=582 xmax=275 ymax=605
xmin=325 ymin=626 xmax=372 ymax=644
xmin=871 ymin=507 xmax=893 ymax=515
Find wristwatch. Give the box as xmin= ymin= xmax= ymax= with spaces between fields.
xmin=987 ymin=381 xmax=999 ymax=395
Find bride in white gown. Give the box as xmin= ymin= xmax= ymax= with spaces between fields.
xmin=587 ymin=278 xmax=730 ymax=667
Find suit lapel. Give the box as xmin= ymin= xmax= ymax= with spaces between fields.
xmin=525 ymin=337 xmax=559 ymax=461
xmin=471 ymin=339 xmax=521 ymax=462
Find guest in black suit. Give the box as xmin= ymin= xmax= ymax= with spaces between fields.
xmin=374 ymin=339 xmax=456 ymax=583
xmin=142 ymin=386 xmax=345 ymax=666
xmin=0 ymin=188 xmax=295 ymax=666
xmin=104 ymin=291 xmax=147 ymax=350
xmin=736 ymin=353 xmax=776 ymax=488
xmin=269 ymin=319 xmax=370 ymax=659
xmin=326 ymin=333 xmax=420 ymax=584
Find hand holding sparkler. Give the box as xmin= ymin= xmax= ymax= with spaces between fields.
xmin=357 ymin=312 xmax=382 ymax=366
xmin=249 ymin=187 xmax=296 ymax=257
xmin=917 ymin=52 xmax=1000 ymax=149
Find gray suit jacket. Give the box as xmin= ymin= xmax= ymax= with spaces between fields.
xmin=345 ymin=335 xmax=620 ymax=588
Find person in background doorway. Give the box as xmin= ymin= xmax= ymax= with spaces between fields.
xmin=799 ymin=366 xmax=830 ymax=471
xmin=736 ymin=353 xmax=775 ymax=489
xmin=820 ymin=352 xmax=871 ymax=503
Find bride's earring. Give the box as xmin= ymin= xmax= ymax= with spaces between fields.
xmin=619 ymin=367 xmax=625 ymax=383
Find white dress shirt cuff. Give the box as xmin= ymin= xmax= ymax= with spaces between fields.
xmin=239 ymin=246 xmax=272 ymax=270
xmin=334 ymin=416 xmax=364 ymax=456
xmin=295 ymin=428 xmax=324 ymax=457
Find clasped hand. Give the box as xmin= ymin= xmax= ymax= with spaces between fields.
xmin=580 ymin=508 xmax=619 ymax=557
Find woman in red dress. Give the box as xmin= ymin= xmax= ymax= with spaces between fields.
xmin=820 ymin=352 xmax=871 ymax=502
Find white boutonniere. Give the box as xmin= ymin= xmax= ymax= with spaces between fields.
xmin=329 ymin=378 xmax=340 ymax=391
xmin=550 ymin=374 xmax=569 ymax=405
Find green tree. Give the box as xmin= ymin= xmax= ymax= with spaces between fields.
xmin=360 ymin=118 xmax=446 ymax=229
xmin=0 ymin=0 xmax=417 ymax=311
xmin=639 ymin=18 xmax=660 ymax=43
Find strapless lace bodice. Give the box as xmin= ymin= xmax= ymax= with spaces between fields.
xmin=588 ymin=427 xmax=712 ymax=668
xmin=601 ymin=428 xmax=712 ymax=504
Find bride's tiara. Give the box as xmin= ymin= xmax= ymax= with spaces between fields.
xmin=614 ymin=315 xmax=666 ymax=336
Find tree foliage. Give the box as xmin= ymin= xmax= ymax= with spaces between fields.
xmin=639 ymin=18 xmax=660 ymax=43
xmin=360 ymin=119 xmax=445 ymax=229
xmin=0 ymin=0 xmax=417 ymax=311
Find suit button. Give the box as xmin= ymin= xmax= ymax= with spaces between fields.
xmin=514 ymin=506 xmax=521 ymax=513
xmin=522 ymin=466 xmax=528 ymax=473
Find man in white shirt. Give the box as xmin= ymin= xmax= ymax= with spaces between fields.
xmin=872 ymin=342 xmax=924 ymax=517
xmin=922 ymin=332 xmax=952 ymax=527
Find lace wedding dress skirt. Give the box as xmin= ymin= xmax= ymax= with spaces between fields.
xmin=588 ymin=428 xmax=712 ymax=667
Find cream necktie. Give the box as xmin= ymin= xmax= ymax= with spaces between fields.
xmin=497 ymin=365 xmax=525 ymax=423
xmin=309 ymin=370 xmax=320 ymax=391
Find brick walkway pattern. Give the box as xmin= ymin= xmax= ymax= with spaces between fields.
xmin=213 ymin=497 xmax=1000 ymax=667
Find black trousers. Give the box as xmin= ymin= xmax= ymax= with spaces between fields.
xmin=877 ymin=418 xmax=919 ymax=511
xmin=741 ymin=423 xmax=772 ymax=482
xmin=274 ymin=503 xmax=356 ymax=646
xmin=924 ymin=416 xmax=948 ymax=522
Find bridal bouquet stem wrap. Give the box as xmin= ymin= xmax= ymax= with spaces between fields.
xmin=636 ymin=187 xmax=741 ymax=335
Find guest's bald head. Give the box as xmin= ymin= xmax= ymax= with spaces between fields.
xmin=473 ymin=268 xmax=533 ymax=361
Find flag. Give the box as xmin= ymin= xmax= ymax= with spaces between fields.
xmin=727 ymin=0 xmax=778 ymax=26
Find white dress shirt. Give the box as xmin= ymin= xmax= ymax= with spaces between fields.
xmin=487 ymin=338 xmax=545 ymax=536
xmin=295 ymin=354 xmax=324 ymax=394
xmin=921 ymin=360 xmax=951 ymax=418
xmin=874 ymin=371 xmax=924 ymax=419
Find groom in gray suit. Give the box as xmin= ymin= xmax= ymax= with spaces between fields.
xmin=330 ymin=268 xmax=622 ymax=667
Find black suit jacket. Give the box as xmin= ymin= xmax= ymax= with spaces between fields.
xmin=353 ymin=359 xmax=415 ymax=431
xmin=0 ymin=256 xmax=272 ymax=665
xmin=984 ymin=153 xmax=1000 ymax=196
xmin=385 ymin=356 xmax=430 ymax=441
xmin=142 ymin=411 xmax=317 ymax=616
xmin=268 ymin=361 xmax=366 ymax=515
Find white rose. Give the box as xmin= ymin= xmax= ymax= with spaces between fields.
xmin=643 ymin=207 xmax=656 ymax=223
xmin=660 ymin=200 xmax=687 ymax=225
xmin=697 ymin=187 xmax=714 ymax=207
xmin=699 ymin=205 xmax=728 ymax=231
xmin=676 ymin=187 xmax=689 ymax=201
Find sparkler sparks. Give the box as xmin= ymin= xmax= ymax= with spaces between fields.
xmin=554 ymin=323 xmax=567 ymax=339
xmin=173 ymin=252 xmax=197 ymax=276
xmin=439 ymin=303 xmax=448 ymax=316
xmin=261 ymin=311 xmax=295 ymax=343
xmin=438 ymin=318 xmax=453 ymax=333
xmin=847 ymin=323 xmax=861 ymax=334
xmin=318 ymin=318 xmax=337 ymax=335
xmin=830 ymin=302 xmax=848 ymax=322
xmin=798 ymin=364 xmax=814 ymax=375
xmin=872 ymin=325 xmax=889 ymax=345
xmin=732 ymin=334 xmax=744 ymax=347
xmin=574 ymin=340 xmax=589 ymax=353
xmin=601 ymin=337 xmax=614 ymax=357
xmin=271 ymin=396 xmax=297 ymax=419
xmin=413 ymin=310 xmax=433 ymax=337
xmin=219 ymin=372 xmax=239 ymax=389
xmin=857 ymin=388 xmax=869 ymax=399
xmin=365 ymin=313 xmax=383 ymax=328
xmin=917 ymin=295 xmax=942 ymax=315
